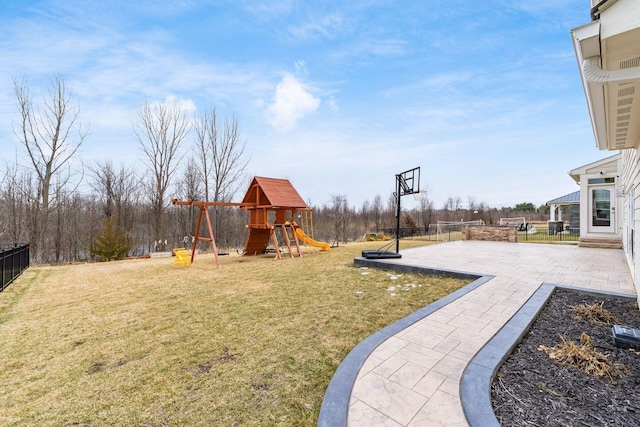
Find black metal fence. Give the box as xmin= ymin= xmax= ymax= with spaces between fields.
xmin=381 ymin=227 xmax=438 ymax=240
xmin=381 ymin=224 xmax=580 ymax=244
xmin=1 ymin=243 xmax=30 ymax=292
xmin=517 ymin=226 xmax=580 ymax=243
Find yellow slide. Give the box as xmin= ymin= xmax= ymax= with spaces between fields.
xmin=295 ymin=228 xmax=330 ymax=251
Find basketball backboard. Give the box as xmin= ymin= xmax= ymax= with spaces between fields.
xmin=396 ymin=167 xmax=420 ymax=196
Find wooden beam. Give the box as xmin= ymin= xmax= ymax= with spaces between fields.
xmin=171 ymin=198 xmax=255 ymax=207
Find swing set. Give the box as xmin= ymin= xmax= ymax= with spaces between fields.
xmin=171 ymin=176 xmax=329 ymax=267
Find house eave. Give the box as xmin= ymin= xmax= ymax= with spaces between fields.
xmin=571 ymin=3 xmax=640 ymax=151
xmin=568 ymin=153 xmax=621 ymax=183
xmin=572 ymin=22 xmax=608 ymax=151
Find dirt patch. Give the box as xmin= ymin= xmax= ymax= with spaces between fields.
xmin=492 ymin=289 xmax=640 ymax=426
xmin=87 ymin=361 xmax=107 ymax=374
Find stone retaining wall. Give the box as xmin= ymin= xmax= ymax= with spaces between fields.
xmin=462 ymin=225 xmax=517 ymax=243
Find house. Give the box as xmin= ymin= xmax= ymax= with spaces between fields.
xmin=546 ymin=190 xmax=580 ymax=229
xmin=546 ymin=154 xmax=622 ymax=245
xmin=569 ymin=154 xmax=623 ymax=247
xmin=571 ymin=0 xmax=640 ymax=296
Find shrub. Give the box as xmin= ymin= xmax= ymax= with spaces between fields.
xmin=364 ymin=233 xmax=391 ymax=241
xmin=90 ymin=216 xmax=131 ymax=261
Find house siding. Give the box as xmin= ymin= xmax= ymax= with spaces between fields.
xmin=621 ymin=148 xmax=640 ymax=296
xmin=573 ymin=0 xmax=640 ymax=307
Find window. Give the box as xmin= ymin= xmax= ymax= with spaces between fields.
xmin=591 ymin=188 xmax=611 ymax=227
xmin=629 ymin=188 xmax=635 ymax=260
xmin=588 ymin=177 xmax=615 ymax=184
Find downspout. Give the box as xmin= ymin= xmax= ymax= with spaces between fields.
xmin=591 ymin=0 xmax=620 ymax=21
xmin=582 ymin=56 xmax=640 ymax=85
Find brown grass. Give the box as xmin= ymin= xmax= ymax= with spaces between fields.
xmin=538 ymin=333 xmax=629 ymax=381
xmin=570 ymin=301 xmax=620 ymax=325
xmin=0 ymin=239 xmax=466 ymax=426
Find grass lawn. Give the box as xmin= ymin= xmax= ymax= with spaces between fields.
xmin=0 ymin=240 xmax=469 ymax=426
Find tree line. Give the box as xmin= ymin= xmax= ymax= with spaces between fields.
xmin=0 ymin=76 xmax=549 ymax=263
xmin=312 ymin=193 xmax=549 ymax=246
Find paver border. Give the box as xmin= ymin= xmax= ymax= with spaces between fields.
xmin=317 ymin=256 xmax=494 ymax=427
xmin=460 ymin=283 xmax=638 ymax=426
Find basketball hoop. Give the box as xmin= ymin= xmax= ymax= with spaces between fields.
xmin=412 ymin=189 xmax=427 ymax=201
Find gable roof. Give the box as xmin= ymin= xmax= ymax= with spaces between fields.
xmin=547 ymin=191 xmax=580 ymax=205
xmin=241 ymin=176 xmax=308 ymax=209
xmin=569 ymin=153 xmax=620 ymax=183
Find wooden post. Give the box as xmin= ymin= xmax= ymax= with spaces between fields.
xmin=192 ymin=205 xmax=221 ymax=268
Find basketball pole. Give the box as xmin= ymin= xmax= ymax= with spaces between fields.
xmin=394 ymin=166 xmax=421 ymax=254
xmin=395 ymin=173 xmax=402 ymax=253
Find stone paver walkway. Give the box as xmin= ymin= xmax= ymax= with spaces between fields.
xmin=344 ymin=241 xmax=635 ymax=426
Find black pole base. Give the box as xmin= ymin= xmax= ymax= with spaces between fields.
xmin=361 ymin=250 xmax=402 ymax=259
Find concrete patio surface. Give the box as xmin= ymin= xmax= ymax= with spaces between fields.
xmin=318 ymin=240 xmax=636 ymax=427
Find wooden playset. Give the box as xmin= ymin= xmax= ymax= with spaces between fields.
xmin=171 ymin=176 xmax=329 ymax=267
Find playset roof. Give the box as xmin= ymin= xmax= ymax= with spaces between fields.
xmin=241 ymin=176 xmax=308 ymax=209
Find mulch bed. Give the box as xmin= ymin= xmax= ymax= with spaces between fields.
xmin=491 ymin=289 xmax=640 ymax=426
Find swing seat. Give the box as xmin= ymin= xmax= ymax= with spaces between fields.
xmin=172 ymin=248 xmax=192 ymax=266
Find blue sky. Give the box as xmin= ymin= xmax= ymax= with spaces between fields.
xmin=0 ymin=0 xmax=605 ymax=210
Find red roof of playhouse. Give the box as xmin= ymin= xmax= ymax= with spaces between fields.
xmin=241 ymin=176 xmax=308 ymax=209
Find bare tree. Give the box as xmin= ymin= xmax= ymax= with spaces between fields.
xmin=419 ymin=189 xmax=435 ymax=232
xmin=442 ymin=196 xmax=456 ymax=221
xmin=330 ymin=194 xmax=349 ymax=246
xmin=90 ymin=161 xmax=117 ymax=219
xmin=89 ymin=161 xmax=139 ymax=230
xmin=174 ymin=156 xmax=203 ymax=245
xmin=177 ymin=157 xmax=203 ymax=201
xmin=464 ymin=195 xmax=477 ymax=222
xmin=360 ymin=199 xmax=370 ymax=234
xmin=371 ymin=194 xmax=383 ymax=232
xmin=134 ymin=99 xmax=190 ymax=246
xmin=88 ymin=160 xmax=141 ymax=257
xmin=194 ymin=109 xmax=248 ymax=202
xmin=475 ymin=201 xmax=488 ymax=223
xmin=0 ymin=163 xmax=24 ymax=243
xmin=63 ymin=192 xmax=91 ymax=261
xmin=12 ymin=75 xmax=87 ymax=260
xmin=51 ymin=186 xmax=91 ymax=263
xmin=454 ymin=196 xmax=463 ymax=212
xmin=387 ymin=192 xmax=397 ymax=230
xmin=193 ymin=109 xmax=249 ymax=249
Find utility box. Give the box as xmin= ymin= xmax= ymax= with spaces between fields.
xmin=612 ymin=325 xmax=640 ymax=349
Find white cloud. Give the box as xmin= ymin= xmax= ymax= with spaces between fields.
xmin=295 ymin=60 xmax=309 ymax=76
xmin=163 ymin=95 xmax=197 ymax=114
xmin=267 ymin=73 xmax=320 ymax=132
xmin=326 ymin=96 xmax=339 ymax=113
xmin=286 ymin=13 xmax=345 ymax=42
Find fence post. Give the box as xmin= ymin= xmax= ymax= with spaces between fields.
xmin=1 ymin=249 xmax=5 ymax=292
xmin=0 ymin=243 xmax=30 ymax=293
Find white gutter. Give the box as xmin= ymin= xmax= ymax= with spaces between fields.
xmin=583 ymin=56 xmax=640 ymax=84
xmin=591 ymin=0 xmax=621 ymax=20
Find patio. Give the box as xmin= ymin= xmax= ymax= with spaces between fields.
xmin=318 ymin=240 xmax=635 ymax=426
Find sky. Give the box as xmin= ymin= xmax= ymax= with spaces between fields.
xmin=0 ymin=0 xmax=608 ymax=210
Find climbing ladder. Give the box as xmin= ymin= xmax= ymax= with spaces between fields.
xmin=273 ymin=222 xmax=302 ymax=258
xmin=298 ymin=208 xmax=315 ymax=241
